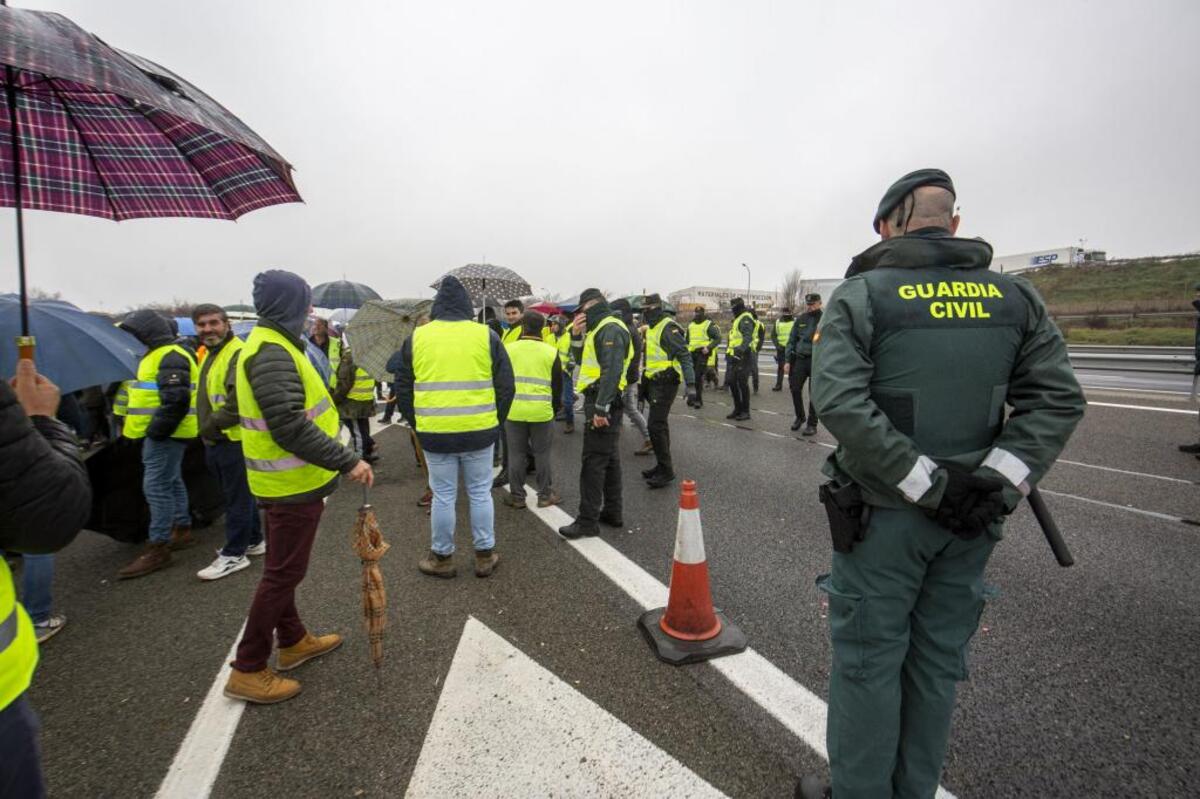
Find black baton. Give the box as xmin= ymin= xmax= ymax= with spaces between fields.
xmin=1027 ymin=487 xmax=1074 ymax=568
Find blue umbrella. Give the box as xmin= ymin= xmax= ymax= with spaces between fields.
xmin=174 ymin=316 xmax=197 ymax=336
xmin=0 ymin=294 xmax=144 ymax=393
xmin=311 ymin=280 xmax=381 ymax=310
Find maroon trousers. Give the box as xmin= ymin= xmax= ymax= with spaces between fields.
xmin=232 ymin=499 xmax=324 ymax=673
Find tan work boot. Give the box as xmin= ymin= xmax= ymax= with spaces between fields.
xmin=474 ymin=549 xmax=500 ymax=578
xmin=419 ymin=550 xmax=457 ymax=579
xmin=634 ymin=439 xmax=654 ymax=456
xmin=117 ymin=542 xmax=171 ymax=580
xmin=277 ymin=632 xmax=343 ymax=672
xmin=223 ymin=666 xmax=301 ymax=704
xmin=169 ymin=525 xmax=196 ymax=550
xmin=537 ymin=491 xmax=561 ymax=508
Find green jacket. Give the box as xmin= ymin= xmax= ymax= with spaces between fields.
xmin=812 ymin=229 xmax=1085 ymax=512
xmin=784 ymin=309 xmax=822 ymax=362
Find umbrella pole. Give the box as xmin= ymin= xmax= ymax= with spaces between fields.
xmin=3 ymin=60 xmax=32 ymax=351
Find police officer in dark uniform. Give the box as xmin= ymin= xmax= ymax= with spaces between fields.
xmin=639 ymin=295 xmax=697 ymax=489
xmin=784 ymin=293 xmax=823 ymax=435
xmin=559 ymin=289 xmax=634 ymax=539
xmin=725 ymin=297 xmax=757 ymax=420
xmin=797 ymin=169 xmax=1085 ymax=799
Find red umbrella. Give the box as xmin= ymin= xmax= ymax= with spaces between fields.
xmin=528 ymin=301 xmax=562 ymax=315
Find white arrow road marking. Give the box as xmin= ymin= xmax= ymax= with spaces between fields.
xmin=405 ymin=617 xmax=726 ymax=799
xmin=521 ymin=488 xmax=958 ymax=799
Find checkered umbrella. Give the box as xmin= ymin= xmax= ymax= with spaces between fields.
xmin=430 ymin=263 xmax=531 ymax=308
xmin=0 ymin=6 xmax=301 ymax=337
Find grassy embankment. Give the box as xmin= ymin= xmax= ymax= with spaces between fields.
xmin=1023 ymin=255 xmax=1199 ymax=346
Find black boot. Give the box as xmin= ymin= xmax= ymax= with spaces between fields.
xmin=1179 ymin=442 xmax=1200 ymax=453
xmin=646 ymin=472 xmax=676 ymax=489
xmin=598 ymin=511 xmax=625 ymax=528
xmin=559 ymin=521 xmax=600 ymax=539
xmin=492 ymin=470 xmax=509 ymax=488
xmin=791 ymin=417 xmax=804 ymax=431
xmin=802 ymin=423 xmax=817 ymax=436
xmin=641 ymin=465 xmax=661 ymax=479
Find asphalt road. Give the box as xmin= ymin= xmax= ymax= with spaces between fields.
xmin=19 ymin=373 xmax=1200 ymax=798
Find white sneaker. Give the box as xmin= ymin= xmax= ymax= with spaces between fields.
xmin=197 ymin=554 xmax=250 ymax=581
xmin=245 ymin=541 xmax=267 ymax=557
xmin=34 ymin=614 xmax=66 ymax=643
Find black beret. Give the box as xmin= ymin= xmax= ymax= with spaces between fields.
xmin=873 ymin=168 xmax=956 ymax=232
xmin=805 ymin=293 xmax=821 ymax=303
xmin=578 ymin=288 xmax=605 ymax=306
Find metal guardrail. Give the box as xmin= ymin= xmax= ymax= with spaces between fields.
xmin=745 ymin=343 xmax=1194 ymax=374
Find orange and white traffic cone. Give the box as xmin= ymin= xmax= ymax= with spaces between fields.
xmin=638 ymin=480 xmax=747 ymax=665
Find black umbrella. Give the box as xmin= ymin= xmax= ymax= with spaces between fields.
xmin=312 ymin=280 xmax=381 ymax=310
xmin=431 ymin=263 xmax=531 ymax=307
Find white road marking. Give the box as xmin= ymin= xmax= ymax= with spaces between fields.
xmin=1039 ymin=489 xmax=1196 ymax=526
xmin=1057 ymin=459 xmax=1197 ymax=485
xmin=1086 ymin=401 xmax=1197 ymax=415
xmin=155 ymin=622 xmax=247 ymax=799
xmin=406 ymin=617 xmax=725 ymax=798
xmin=521 ymin=486 xmax=958 ymax=799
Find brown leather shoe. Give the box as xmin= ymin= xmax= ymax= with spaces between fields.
xmin=168 ymin=525 xmax=196 ymax=550
xmin=117 ymin=542 xmax=171 ymax=580
xmin=419 ymin=550 xmax=457 ymax=578
xmin=537 ymin=492 xmax=562 ymax=508
xmin=416 ymin=488 xmax=433 ymax=507
xmin=277 ymin=632 xmax=343 ymax=672
xmin=634 ymin=439 xmax=654 ymax=456
xmin=223 ymin=666 xmax=301 ymax=704
xmin=474 ymin=549 xmax=500 ymax=578
xmin=501 ymin=491 xmax=526 ymax=509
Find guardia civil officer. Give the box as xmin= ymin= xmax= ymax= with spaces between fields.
xmin=725 ymin=297 xmax=757 ymax=420
xmin=783 ymin=294 xmax=822 ymax=435
xmin=770 ymin=308 xmax=796 ymax=391
xmin=686 ymin=305 xmax=721 ymax=408
xmin=559 ymin=289 xmax=634 ymax=538
xmin=796 ymin=170 xmax=1084 ymax=799
xmin=639 ymin=295 xmax=697 ymax=489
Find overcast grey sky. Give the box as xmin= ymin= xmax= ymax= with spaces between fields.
xmin=4 ymin=0 xmax=1199 ymax=310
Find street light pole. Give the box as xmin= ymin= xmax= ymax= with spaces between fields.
xmin=742 ymin=263 xmax=750 ymax=302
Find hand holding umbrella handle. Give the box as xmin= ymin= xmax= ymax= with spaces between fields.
xmin=15 ymin=335 xmax=35 ymax=361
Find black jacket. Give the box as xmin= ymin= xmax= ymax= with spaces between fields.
xmin=196 ymin=332 xmax=242 ymax=444
xmin=244 ymin=271 xmax=360 ymax=503
xmin=389 ymin=276 xmax=515 ymax=453
xmin=120 ymin=310 xmax=194 ymax=441
xmin=0 ymin=381 xmax=91 ymax=554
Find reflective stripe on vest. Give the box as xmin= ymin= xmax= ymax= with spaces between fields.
xmin=775 ymin=319 xmax=795 ymax=346
xmin=727 ymin=312 xmax=754 ymax=351
xmin=204 ymin=337 xmax=244 ymax=441
xmin=236 ymin=326 xmax=340 ymax=499
xmin=644 ymin=317 xmax=684 ymax=380
xmin=507 ymin=338 xmax=558 ymax=423
xmin=412 ymin=320 xmax=497 ymax=434
xmin=556 ymin=331 xmax=572 ymax=368
xmin=122 ymin=344 xmax=198 ymax=439
xmin=576 ymin=315 xmax=633 ymax=393
xmin=325 ymin=337 xmax=342 ymax=388
xmin=753 ymin=318 xmax=765 ymax=351
xmin=112 ymin=380 xmax=131 ymax=417
xmin=0 ymin=559 xmax=37 ymax=713
xmin=348 ymin=366 xmax=375 ymax=401
xmin=687 ymin=320 xmax=712 ymax=351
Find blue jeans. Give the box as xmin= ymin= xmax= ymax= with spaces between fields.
xmin=425 ymin=447 xmax=495 ymax=555
xmin=142 ymin=437 xmax=190 ymax=544
xmin=21 ymin=554 xmax=53 ymax=624
xmin=562 ymin=369 xmax=576 ymax=424
xmin=205 ymin=440 xmax=263 ymax=557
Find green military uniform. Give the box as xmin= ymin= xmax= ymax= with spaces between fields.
xmin=809 ymin=170 xmax=1085 ymax=799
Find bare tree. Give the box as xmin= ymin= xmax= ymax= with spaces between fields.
xmin=29 ymin=286 xmax=63 ymax=301
xmin=778 ymin=269 xmax=805 ymax=310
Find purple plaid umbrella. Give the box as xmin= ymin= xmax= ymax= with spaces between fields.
xmin=0 ymin=4 xmax=301 ymax=339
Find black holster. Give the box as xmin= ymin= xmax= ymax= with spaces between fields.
xmin=818 ymin=481 xmax=872 ymax=554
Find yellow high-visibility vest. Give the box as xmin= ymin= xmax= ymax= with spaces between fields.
xmin=122 ymin=345 xmax=198 ymax=439
xmin=577 ymin=315 xmax=633 ymax=393
xmin=507 ymin=338 xmax=558 ymax=423
xmin=775 ymin=319 xmax=795 ymax=346
xmin=727 ymin=312 xmax=755 ymax=352
xmin=644 ymin=317 xmax=684 ymax=380
xmin=325 ymin=337 xmax=342 ymax=389
xmin=753 ymin=318 xmax=765 ymax=351
xmin=0 ymin=559 xmax=37 ymax=713
xmin=203 ymin=337 xmax=244 ymax=441
xmin=412 ymin=320 xmax=498 ymax=434
xmin=687 ymin=320 xmax=713 ymax=352
xmin=555 ymin=330 xmax=572 ymax=370
xmin=504 ymin=325 xmax=554 ymax=346
xmin=348 ymin=365 xmax=375 ymax=402
xmin=112 ymin=380 xmax=131 ymax=417
xmin=237 ymin=325 xmax=340 ymax=499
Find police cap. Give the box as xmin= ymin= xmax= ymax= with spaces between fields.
xmin=643 ymin=293 xmax=663 ymax=307
xmin=805 ymin=293 xmax=821 ymax=303
xmin=873 ymin=168 xmax=956 ymax=233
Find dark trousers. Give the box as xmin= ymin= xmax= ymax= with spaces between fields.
xmin=0 ymin=696 xmax=45 ymax=799
xmin=506 ymin=420 xmax=553 ymax=499
xmin=689 ymin=350 xmax=708 ymax=405
xmin=578 ymin=420 xmax=622 ymax=524
xmin=205 ymin=439 xmax=263 ymax=557
xmin=381 ymin=397 xmax=397 ymax=422
xmin=728 ymin=356 xmax=752 ymax=415
xmin=645 ymin=376 xmax=678 ymax=475
xmin=345 ymin=418 xmax=375 ymax=457
xmin=773 ymin=352 xmax=785 ymax=389
xmin=789 ymin=357 xmax=817 ymax=424
xmin=750 ymin=350 xmax=760 ymax=392
xmin=232 ymin=499 xmax=324 ymax=672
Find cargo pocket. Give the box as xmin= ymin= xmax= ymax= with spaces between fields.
xmin=817 ymin=574 xmax=866 ymax=681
